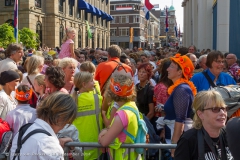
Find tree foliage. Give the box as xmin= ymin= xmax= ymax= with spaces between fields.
xmin=19 ymin=27 xmax=39 ymax=49
xmin=0 ymin=23 xmax=15 ymax=48
xmin=0 ymin=23 xmax=40 ymax=49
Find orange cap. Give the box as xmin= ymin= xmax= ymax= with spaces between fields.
xmin=15 ymin=88 xmax=33 ymax=101
xmin=170 ymin=53 xmax=194 ymax=80
xmin=110 ymin=78 xmax=134 ymax=97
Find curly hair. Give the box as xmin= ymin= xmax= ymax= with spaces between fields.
xmin=45 ymin=66 xmax=65 ymax=89
xmin=105 ymin=74 xmax=136 ymax=102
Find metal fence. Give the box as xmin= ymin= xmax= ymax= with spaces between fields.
xmin=65 ymin=142 xmax=177 ymax=160
xmin=0 ymin=142 xmax=177 ymax=160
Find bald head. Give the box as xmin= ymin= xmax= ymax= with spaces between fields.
xmin=226 ymin=53 xmax=237 ymax=66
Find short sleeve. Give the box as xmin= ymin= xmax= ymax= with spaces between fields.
xmin=115 ymin=110 xmax=128 ymax=128
xmin=66 ymin=39 xmax=74 ymax=44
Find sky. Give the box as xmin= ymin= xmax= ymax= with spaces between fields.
xmin=149 ymin=0 xmax=183 ymax=31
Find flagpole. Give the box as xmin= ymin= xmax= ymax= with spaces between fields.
xmin=14 ymin=0 xmax=18 ymax=43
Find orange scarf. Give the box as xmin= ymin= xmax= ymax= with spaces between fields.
xmin=168 ymin=78 xmax=197 ymax=96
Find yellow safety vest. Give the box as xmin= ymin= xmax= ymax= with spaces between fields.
xmin=108 ymin=101 xmax=142 ymax=160
xmin=73 ymin=92 xmax=103 ymax=160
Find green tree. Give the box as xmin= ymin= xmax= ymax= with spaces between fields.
xmin=19 ymin=28 xmax=39 ymax=49
xmin=0 ymin=23 xmax=15 ymax=48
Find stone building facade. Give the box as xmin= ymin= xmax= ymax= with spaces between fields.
xmin=0 ymin=0 xmax=112 ymax=49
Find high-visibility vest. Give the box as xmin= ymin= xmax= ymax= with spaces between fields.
xmin=108 ymin=101 xmax=142 ymax=160
xmin=73 ymin=92 xmax=103 ymax=160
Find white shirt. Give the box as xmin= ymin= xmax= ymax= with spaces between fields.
xmin=0 ymin=90 xmax=17 ymax=120
xmin=10 ymin=118 xmax=64 ymax=160
xmin=5 ymin=104 xmax=37 ymax=136
xmin=0 ymin=58 xmax=17 ymax=73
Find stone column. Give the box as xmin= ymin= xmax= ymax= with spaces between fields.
xmin=192 ymin=0 xmax=198 ymax=48
xmin=217 ymin=0 xmax=229 ymax=53
xmin=185 ymin=1 xmax=189 ymax=47
xmin=182 ymin=1 xmax=187 ymax=47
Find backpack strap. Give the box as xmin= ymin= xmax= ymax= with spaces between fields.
xmin=13 ymin=123 xmax=51 ymax=160
xmin=202 ymin=71 xmax=217 ymax=88
xmin=197 ymin=129 xmax=205 ymax=160
xmin=120 ymin=106 xmax=140 ymax=142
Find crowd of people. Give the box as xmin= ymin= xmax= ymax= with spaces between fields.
xmin=0 ymin=26 xmax=239 ymax=160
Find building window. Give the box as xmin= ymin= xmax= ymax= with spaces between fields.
xmin=36 ymin=21 xmax=42 ymax=47
xmin=85 ymin=11 xmax=88 ymax=21
xmin=69 ymin=1 xmax=73 ymax=16
xmin=101 ymin=18 xmax=104 ymax=26
xmin=119 ymin=29 xmax=129 ymax=36
xmin=5 ymin=0 xmax=14 ymax=6
xmin=110 ymin=5 xmax=115 ymax=11
xmin=77 ymin=9 xmax=81 ymax=19
xmin=59 ymin=25 xmax=64 ymax=46
xmin=91 ymin=14 xmax=94 ymax=23
xmin=105 ymin=21 xmax=108 ymax=28
xmin=96 ymin=17 xmax=99 ymax=24
xmin=86 ymin=31 xmax=88 ymax=47
xmin=78 ymin=29 xmax=82 ymax=48
xmin=59 ymin=0 xmax=64 ymax=12
xmin=35 ymin=0 xmax=41 ymax=8
xmin=97 ymin=34 xmax=100 ymax=48
xmin=119 ymin=16 xmax=129 ymax=23
xmin=133 ymin=28 xmax=138 ymax=36
xmin=110 ymin=29 xmax=116 ymax=36
xmin=133 ymin=16 xmax=140 ymax=23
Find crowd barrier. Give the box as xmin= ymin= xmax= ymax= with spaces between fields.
xmin=65 ymin=142 xmax=177 ymax=160
xmin=0 ymin=142 xmax=177 ymax=160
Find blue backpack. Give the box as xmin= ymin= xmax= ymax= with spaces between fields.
xmin=120 ymin=106 xmax=148 ymax=154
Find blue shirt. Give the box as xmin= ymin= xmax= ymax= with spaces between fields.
xmin=191 ymin=69 xmax=236 ymax=92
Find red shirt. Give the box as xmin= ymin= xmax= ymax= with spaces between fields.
xmin=95 ymin=57 xmax=133 ymax=94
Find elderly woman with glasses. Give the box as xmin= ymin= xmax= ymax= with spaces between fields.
xmin=191 ymin=51 xmax=236 ymax=92
xmin=175 ymin=90 xmax=233 ymax=160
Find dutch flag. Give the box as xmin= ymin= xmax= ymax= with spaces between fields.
xmin=144 ymin=0 xmax=154 ymax=20
xmin=165 ymin=7 xmax=168 ymax=33
xmin=14 ymin=0 xmax=18 ymax=43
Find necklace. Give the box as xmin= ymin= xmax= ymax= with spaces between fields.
xmin=168 ymin=78 xmax=197 ymax=96
xmin=137 ymin=81 xmax=149 ymax=91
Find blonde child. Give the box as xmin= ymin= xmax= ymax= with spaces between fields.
xmin=59 ymin=27 xmax=76 ymax=59
xmin=33 ymin=75 xmax=46 ymax=107
xmin=72 ymin=72 xmax=103 ymax=160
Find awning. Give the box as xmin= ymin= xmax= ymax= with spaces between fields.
xmin=78 ymin=0 xmax=90 ymax=10
xmin=101 ymin=12 xmax=109 ymax=20
xmin=106 ymin=15 xmax=114 ymax=21
xmin=86 ymin=4 xmax=96 ymax=14
xmin=94 ymin=7 xmax=102 ymax=16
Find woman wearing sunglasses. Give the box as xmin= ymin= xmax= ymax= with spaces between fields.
xmin=174 ymin=90 xmax=233 ymax=160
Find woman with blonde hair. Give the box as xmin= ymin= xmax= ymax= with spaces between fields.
xmin=175 ymin=90 xmax=233 ymax=160
xmin=10 ymin=92 xmax=77 ymax=160
xmin=72 ymin=71 xmax=103 ymax=160
xmin=98 ymin=73 xmax=143 ymax=160
xmin=21 ymin=55 xmax=44 ymax=107
xmin=59 ymin=57 xmax=78 ymax=94
xmin=33 ymin=75 xmax=46 ymax=107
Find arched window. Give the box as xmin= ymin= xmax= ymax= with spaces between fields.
xmin=85 ymin=31 xmax=88 ymax=47
xmin=5 ymin=19 xmax=14 ymax=27
xmin=78 ymin=29 xmax=82 ymax=48
xmin=36 ymin=21 xmax=42 ymax=47
xmin=59 ymin=25 xmax=64 ymax=46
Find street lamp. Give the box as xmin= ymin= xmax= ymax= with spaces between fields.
xmin=90 ymin=26 xmax=95 ymax=49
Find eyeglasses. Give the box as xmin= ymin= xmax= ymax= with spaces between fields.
xmin=202 ymin=107 xmax=227 ymax=113
xmin=214 ymin=60 xmax=225 ymax=64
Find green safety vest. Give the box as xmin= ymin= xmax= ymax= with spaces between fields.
xmin=73 ymin=92 xmax=103 ymax=160
xmin=108 ymin=101 xmax=142 ymax=160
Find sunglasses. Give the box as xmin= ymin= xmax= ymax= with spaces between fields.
xmin=202 ymin=107 xmax=227 ymax=113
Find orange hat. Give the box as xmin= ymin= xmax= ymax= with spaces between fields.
xmin=170 ymin=53 xmax=194 ymax=80
xmin=15 ymin=88 xmax=33 ymax=101
xmin=110 ymin=78 xmax=134 ymax=97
